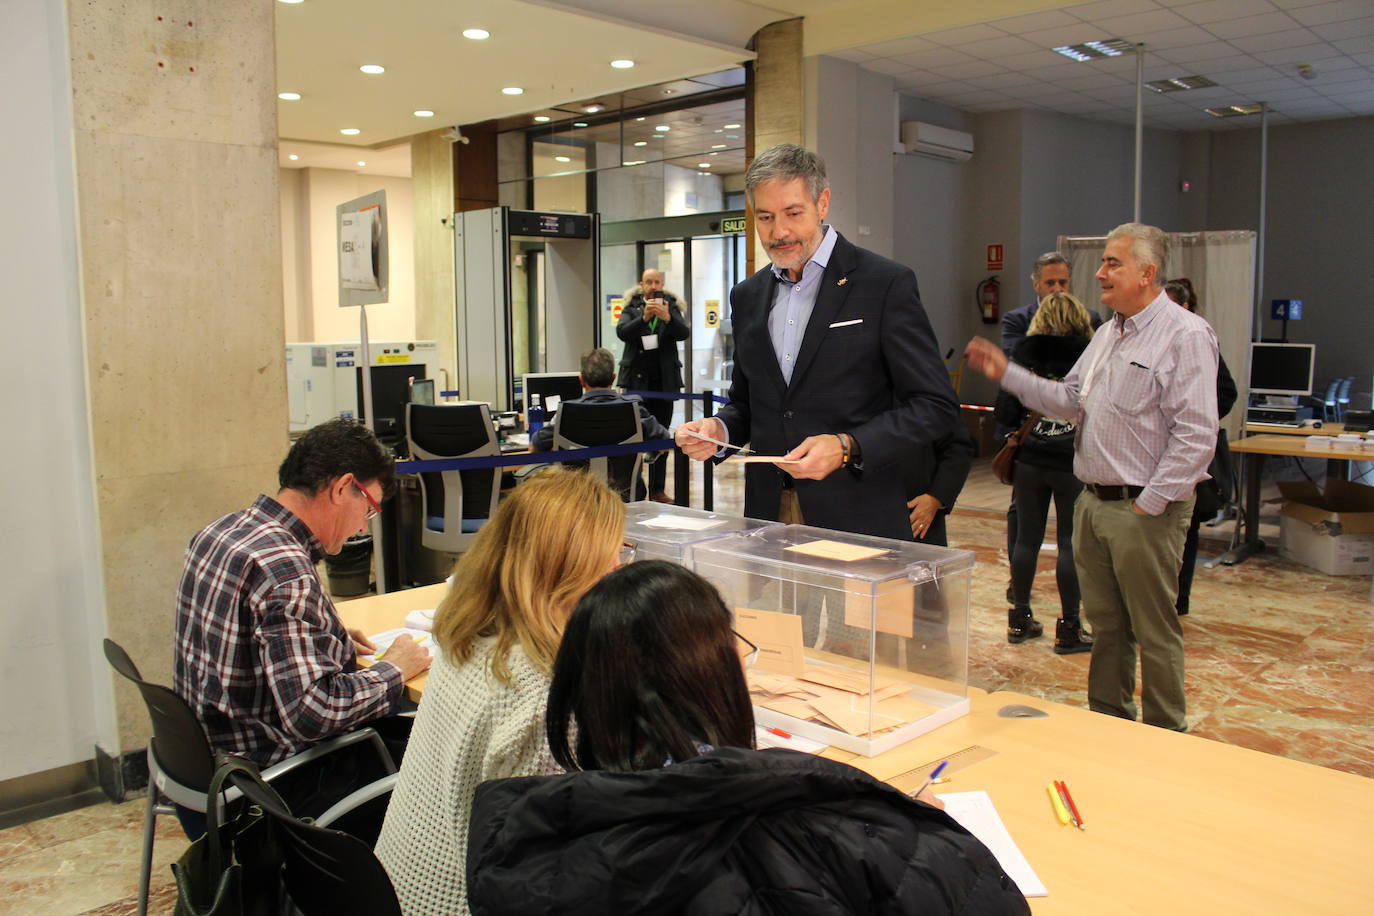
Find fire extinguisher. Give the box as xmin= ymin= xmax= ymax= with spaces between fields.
xmin=976 ymin=275 xmax=1000 ymax=324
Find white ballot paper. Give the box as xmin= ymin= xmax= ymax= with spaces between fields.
xmin=935 ymin=791 xmax=1047 ymax=897
xmin=638 ymin=515 xmax=728 ymax=531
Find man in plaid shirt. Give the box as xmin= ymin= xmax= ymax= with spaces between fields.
xmin=175 ymin=419 xmax=430 ymax=792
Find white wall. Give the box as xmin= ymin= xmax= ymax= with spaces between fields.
xmin=1 ymin=0 xmax=116 ymax=781
xmin=279 ymin=168 xmax=416 ymax=344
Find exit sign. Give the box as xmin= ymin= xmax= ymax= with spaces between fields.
xmin=721 ymin=216 xmax=747 ymax=233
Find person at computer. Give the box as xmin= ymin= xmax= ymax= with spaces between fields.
xmin=466 ymin=560 xmax=1030 ymax=916
xmin=375 ymin=469 xmax=626 ymax=916
xmin=174 ymin=419 xmax=431 ymax=833
xmin=1164 ymin=278 xmax=1237 ymax=616
xmin=617 ymin=268 xmax=690 ymax=504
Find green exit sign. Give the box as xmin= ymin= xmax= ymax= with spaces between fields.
xmin=721 ymin=217 xmax=747 ymax=233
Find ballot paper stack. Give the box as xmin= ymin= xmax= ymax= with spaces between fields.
xmin=622 ymin=501 xmax=777 ymax=564
xmin=693 ymin=524 xmax=974 ymax=756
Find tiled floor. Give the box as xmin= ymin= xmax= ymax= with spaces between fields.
xmin=7 ymin=457 xmax=1371 ymax=914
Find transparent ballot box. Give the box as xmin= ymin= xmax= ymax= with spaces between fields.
xmin=622 ymin=501 xmax=778 ymax=565
xmin=692 ymin=524 xmax=973 ymax=756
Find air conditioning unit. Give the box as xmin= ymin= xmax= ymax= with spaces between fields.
xmin=900 ymin=121 xmax=974 ymax=162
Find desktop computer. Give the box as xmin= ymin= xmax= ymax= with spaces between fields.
xmin=286 ymin=340 xmax=440 ymax=434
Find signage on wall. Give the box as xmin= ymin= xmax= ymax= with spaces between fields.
xmin=721 ymin=217 xmax=747 ymax=233
xmin=704 ymin=300 xmax=721 ymax=329
xmin=1271 ymin=299 xmax=1303 ymax=320
xmin=609 ymin=296 xmax=625 ymax=321
xmin=986 ymin=244 xmax=1004 ymax=271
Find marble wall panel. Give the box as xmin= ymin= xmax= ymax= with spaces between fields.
xmin=412 ymin=130 xmax=458 ymax=381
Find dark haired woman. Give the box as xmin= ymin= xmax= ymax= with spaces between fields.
xmin=466 ymin=561 xmax=1030 ymax=916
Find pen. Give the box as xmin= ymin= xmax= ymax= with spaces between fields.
xmin=681 ymin=427 xmax=753 ymax=455
xmin=1047 ymin=783 xmax=1070 ymax=825
xmin=764 ymin=727 xmax=792 ymax=739
xmin=1058 ymin=780 xmax=1085 ymax=830
xmin=911 ymin=760 xmax=948 ymax=799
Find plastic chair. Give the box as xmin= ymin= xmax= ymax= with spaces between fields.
xmin=1322 ymin=379 xmax=1341 ymax=423
xmin=553 ymin=398 xmax=645 ymax=501
xmin=406 ymin=402 xmax=502 ymax=554
xmin=102 ymin=639 xmax=395 ymax=916
xmin=1336 ymin=377 xmax=1354 ymax=422
xmin=230 ymin=769 xmax=403 ymax=916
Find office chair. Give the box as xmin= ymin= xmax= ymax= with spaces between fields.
xmin=553 ymin=399 xmax=645 ymax=501
xmin=229 ymin=770 xmax=403 ymax=916
xmin=1322 ymin=379 xmax=1341 ymax=423
xmin=102 ymin=639 xmax=396 ymax=916
xmin=406 ymin=402 xmax=502 ymax=554
xmin=1336 ymin=377 xmax=1354 ymax=422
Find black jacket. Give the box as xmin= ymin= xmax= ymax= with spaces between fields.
xmin=716 ymin=231 xmax=959 ymax=538
xmin=616 ymin=289 xmax=690 ymax=391
xmin=530 ymin=388 xmax=672 ymax=452
xmin=994 ymin=334 xmax=1090 ymax=473
xmin=467 ymin=747 xmax=1029 ymax=916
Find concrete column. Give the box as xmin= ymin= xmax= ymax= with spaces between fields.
xmin=748 ymin=18 xmax=805 ymax=271
xmin=67 ymin=1 xmax=286 ymax=762
xmin=412 ymin=130 xmax=458 ymax=386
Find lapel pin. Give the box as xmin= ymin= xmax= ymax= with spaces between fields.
xmin=837 ymin=277 xmax=848 ymax=286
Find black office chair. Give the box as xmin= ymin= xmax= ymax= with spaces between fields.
xmin=230 ymin=769 xmax=403 ymax=916
xmin=406 ymin=402 xmax=502 ymax=554
xmin=552 ymin=399 xmax=645 ymax=501
xmin=102 ymin=639 xmax=396 ymax=916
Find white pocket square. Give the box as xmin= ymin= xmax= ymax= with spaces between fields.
xmin=829 ymin=318 xmax=863 ymax=329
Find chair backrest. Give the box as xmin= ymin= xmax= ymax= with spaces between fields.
xmin=406 ymin=403 xmax=502 ymax=553
xmin=103 ymin=638 xmax=217 ymax=792
xmin=553 ymin=399 xmax=645 ymax=500
xmin=231 ymin=771 xmax=403 ymax=916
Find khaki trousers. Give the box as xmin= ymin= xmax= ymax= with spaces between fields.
xmin=779 ymin=489 xmax=804 ymax=525
xmin=1073 ymin=490 xmax=1193 ymax=731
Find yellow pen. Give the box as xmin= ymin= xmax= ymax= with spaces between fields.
xmin=1047 ymin=783 xmax=1070 ymax=825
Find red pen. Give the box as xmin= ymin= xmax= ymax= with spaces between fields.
xmin=1057 ymin=780 xmax=1084 ymax=830
xmin=765 ymin=727 xmax=792 ymax=739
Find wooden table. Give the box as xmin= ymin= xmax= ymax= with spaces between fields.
xmin=1245 ymin=421 xmax=1345 ymax=436
xmin=1227 ymin=433 xmax=1371 ymax=563
xmin=339 ymin=592 xmax=1374 ymax=912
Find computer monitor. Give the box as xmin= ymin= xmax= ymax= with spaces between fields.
xmin=522 ymin=372 xmax=584 ymax=413
xmin=357 ymin=363 xmax=426 ymax=440
xmin=1248 ymin=342 xmax=1315 ymax=397
xmin=409 ymin=377 xmax=436 ymax=405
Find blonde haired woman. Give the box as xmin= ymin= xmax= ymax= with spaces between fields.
xmin=375 ymin=469 xmax=625 ymax=916
xmin=994 ymin=292 xmax=1094 ymax=653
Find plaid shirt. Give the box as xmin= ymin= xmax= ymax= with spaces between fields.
xmin=174 ymin=495 xmax=401 ymax=766
xmin=1003 ymin=289 xmax=1219 ymax=515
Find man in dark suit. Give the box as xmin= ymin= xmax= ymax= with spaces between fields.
xmin=616 ymin=268 xmax=689 ymax=503
xmin=676 ymin=144 xmax=957 ymax=539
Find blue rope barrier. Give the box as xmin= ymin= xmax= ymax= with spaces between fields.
xmin=622 ymin=390 xmax=729 ymax=405
xmin=396 ymin=439 xmax=676 ymax=474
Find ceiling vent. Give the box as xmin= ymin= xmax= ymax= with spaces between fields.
xmin=899 ymin=121 xmax=974 ymax=162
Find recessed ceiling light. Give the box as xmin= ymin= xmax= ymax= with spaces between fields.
xmin=584 ymin=105 xmax=603 ymax=113
xmin=462 ymin=28 xmax=490 ymax=40
xmin=278 ymin=91 xmax=301 ymax=101
xmin=534 ymin=115 xmax=551 ymax=123
xmin=555 ymin=155 xmax=571 ymax=162
xmin=277 ymin=0 xmax=304 ymax=5
xmin=413 ymin=109 xmax=435 ymax=117
xmin=623 ymin=160 xmax=646 ymax=166
xmin=610 ymin=59 xmax=635 ymax=69
xmin=357 ymin=161 xmax=367 ymax=167
xmin=288 ymin=154 xmax=299 ymax=160
xmin=340 ymin=128 xmax=360 ymax=135
xmin=698 ymin=162 xmax=711 ymax=168
xmin=360 ymin=64 xmax=386 ymax=75
xmin=709 ymin=152 xmax=718 ymax=156
xmin=663 ymin=89 xmax=675 ymax=95
xmin=633 ymin=140 xmax=647 ymax=147
xmin=723 ymin=123 xmax=741 ymax=129
xmin=636 ymin=117 xmax=646 ymax=122
xmin=1052 ymin=38 xmax=1132 ymax=62
xmin=655 ymin=125 xmax=670 ymax=132
xmin=502 ymin=87 xmax=524 ymax=95
xmin=710 ymin=143 xmax=726 ymax=149
xmin=573 ymin=122 xmax=588 ymax=128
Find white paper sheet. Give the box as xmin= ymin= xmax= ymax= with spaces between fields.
xmin=935 ymin=791 xmax=1047 ymax=897
xmin=754 ymin=725 xmax=827 ymax=753
xmin=638 ymin=515 xmax=728 ymax=531
xmin=359 ymin=627 xmax=431 ymax=661
xmin=404 ymin=608 xmax=436 ymax=631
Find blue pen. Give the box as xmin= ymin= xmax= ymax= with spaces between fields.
xmin=911 ymin=760 xmax=948 ymax=799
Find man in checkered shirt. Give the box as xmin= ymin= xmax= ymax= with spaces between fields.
xmin=966 ymin=223 xmax=1218 ymax=732
xmin=175 ymin=419 xmax=430 ymax=814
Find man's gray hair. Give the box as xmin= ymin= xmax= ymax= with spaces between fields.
xmin=1030 ymin=251 xmax=1070 ymax=284
xmin=1106 ymin=222 xmax=1169 ymax=283
xmin=580 ymin=347 xmax=616 ymax=388
xmin=744 ymin=144 xmax=829 ymax=205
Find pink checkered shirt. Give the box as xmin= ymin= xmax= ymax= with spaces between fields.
xmin=174 ymin=495 xmax=402 ymax=766
xmin=1002 ymin=289 xmax=1219 ymax=515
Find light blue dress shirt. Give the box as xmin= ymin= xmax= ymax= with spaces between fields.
xmin=767 ymin=225 xmax=837 ymax=385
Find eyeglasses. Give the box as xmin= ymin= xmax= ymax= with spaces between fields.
xmin=352 ymin=481 xmax=382 ymax=522
xmin=618 ymin=540 xmax=638 ymax=566
xmin=733 ymin=629 xmax=759 ymax=670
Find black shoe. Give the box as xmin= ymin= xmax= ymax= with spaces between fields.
xmin=1006 ymin=583 xmax=1015 ymax=604
xmin=1054 ymin=617 xmax=1093 ymax=655
xmin=1007 ymin=610 xmax=1043 ymax=644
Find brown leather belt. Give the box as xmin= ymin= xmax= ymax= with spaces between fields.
xmin=1084 ymin=483 xmax=1144 ymax=501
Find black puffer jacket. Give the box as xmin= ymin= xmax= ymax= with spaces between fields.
xmin=994 ymin=333 xmax=1090 ymax=473
xmin=467 ymin=747 xmax=1029 ymax=916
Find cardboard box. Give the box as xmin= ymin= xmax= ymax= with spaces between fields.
xmin=1277 ymin=478 xmax=1374 ymax=576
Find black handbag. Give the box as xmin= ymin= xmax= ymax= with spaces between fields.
xmin=171 ymin=757 xmax=289 ymax=916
